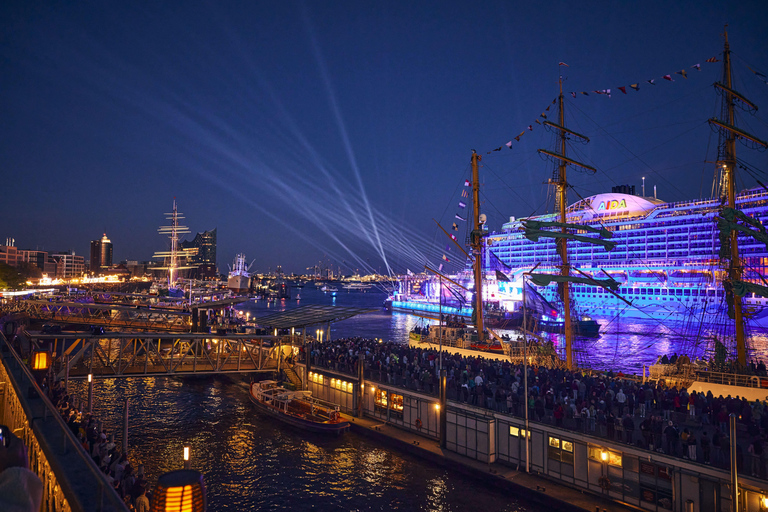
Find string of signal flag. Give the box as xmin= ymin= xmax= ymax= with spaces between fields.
xmin=486 ymin=55 xmax=768 ymax=156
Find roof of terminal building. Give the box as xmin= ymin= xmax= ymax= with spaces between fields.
xmin=251 ymin=305 xmax=377 ymax=329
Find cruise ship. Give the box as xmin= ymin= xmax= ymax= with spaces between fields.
xmin=388 ymin=187 xmax=768 ymax=330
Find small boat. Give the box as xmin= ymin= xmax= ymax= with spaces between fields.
xmin=321 ymin=285 xmax=338 ymax=293
xmin=248 ymin=380 xmax=349 ymax=435
xmin=342 ymin=283 xmax=372 ymax=291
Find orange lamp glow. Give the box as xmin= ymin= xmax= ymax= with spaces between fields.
xmin=151 ymin=470 xmax=206 ymax=512
xmin=31 ymin=352 xmax=50 ymax=371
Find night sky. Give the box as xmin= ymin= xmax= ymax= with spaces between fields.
xmin=2 ymin=1 xmax=767 ymax=275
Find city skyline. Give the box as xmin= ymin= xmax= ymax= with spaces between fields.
xmin=2 ymin=1 xmax=767 ymax=274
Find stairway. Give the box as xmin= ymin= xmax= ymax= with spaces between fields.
xmin=283 ymin=366 xmax=303 ymax=389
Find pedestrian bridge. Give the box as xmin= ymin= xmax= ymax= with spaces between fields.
xmin=16 ymin=330 xmax=302 ymax=380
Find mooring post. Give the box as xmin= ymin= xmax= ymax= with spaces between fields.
xmin=123 ymin=398 xmax=129 ymax=455
xmin=440 ymin=369 xmax=447 ymax=448
xmin=357 ymin=352 xmax=364 ymax=418
xmin=64 ymin=354 xmax=70 ymax=395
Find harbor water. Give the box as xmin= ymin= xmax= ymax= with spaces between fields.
xmin=69 ymin=375 xmax=538 ymax=511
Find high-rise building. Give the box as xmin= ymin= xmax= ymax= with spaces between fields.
xmin=180 ymin=228 xmax=217 ymax=278
xmin=51 ymin=251 xmax=85 ymax=278
xmin=90 ymin=233 xmax=113 ymax=273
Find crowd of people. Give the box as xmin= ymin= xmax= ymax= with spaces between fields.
xmin=47 ymin=381 xmax=150 ymax=511
xmin=305 ymin=337 xmax=768 ymax=478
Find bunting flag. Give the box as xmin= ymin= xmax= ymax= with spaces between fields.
xmin=706 ymin=56 xmax=720 ymax=63
xmin=618 ymin=86 xmax=627 ymax=94
xmin=452 ymin=222 xmax=458 ymax=231
xmin=571 ymin=92 xmax=576 ymax=98
xmin=455 ymin=214 xmax=466 ymax=221
xmin=748 ymin=66 xmax=767 ymax=78
xmin=545 ymin=105 xmax=551 ymax=111
xmin=464 ymin=179 xmax=471 ymax=187
xmin=450 ymin=234 xmax=456 ymax=241
xmin=442 ymin=254 xmax=450 ymax=262
xmin=438 ymin=264 xmax=444 ymax=271
xmin=490 ymin=146 xmax=502 ymax=152
xmin=692 ymin=63 xmax=701 ymax=71
xmin=647 ymin=79 xmax=656 ymax=85
xmin=558 ymin=62 xmax=569 ymax=67
xmin=461 ymin=189 xmax=469 ymax=198
xmin=630 ymin=83 xmax=640 ymax=91
xmin=540 ymin=113 xmax=547 ymax=119
xmin=676 ymin=69 xmax=688 ymax=79
xmin=458 ymin=201 xmax=466 ymax=208
xmin=581 ymin=91 xmax=589 ymax=96
xmin=747 ymin=65 xmax=768 ymax=85
xmin=505 ymin=141 xmax=512 ymax=148
xmin=528 ymin=125 xmax=533 ymax=131
xmin=445 ymin=244 xmax=451 ymax=251
xmin=663 ymin=74 xmax=673 ymax=81
xmin=535 ymin=119 xmax=542 ymax=124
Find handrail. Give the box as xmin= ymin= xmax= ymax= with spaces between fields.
xmin=0 ymin=331 xmax=128 ymax=511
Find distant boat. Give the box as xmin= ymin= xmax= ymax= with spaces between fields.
xmin=342 ymin=283 xmax=372 ymax=291
xmin=321 ymin=285 xmax=338 ymax=293
xmin=228 ymin=254 xmax=252 ymax=293
xmin=248 ymin=380 xmax=349 ymax=435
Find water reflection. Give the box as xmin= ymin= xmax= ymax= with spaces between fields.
xmin=67 ymin=375 xmax=541 ymax=511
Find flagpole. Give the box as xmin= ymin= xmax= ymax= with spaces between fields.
xmin=439 ymin=275 xmax=443 ymax=374
xmin=523 ymin=272 xmax=530 ymax=474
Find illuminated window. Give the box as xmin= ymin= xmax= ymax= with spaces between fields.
xmin=390 ymin=394 xmax=404 ymax=412
xmin=509 ymin=426 xmax=519 ymax=437
xmin=608 ymin=452 xmax=622 ymax=467
xmin=374 ymin=389 xmax=388 ymax=408
xmin=548 ymin=437 xmax=574 ymax=465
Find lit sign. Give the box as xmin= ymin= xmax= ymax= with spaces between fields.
xmin=596 ymin=199 xmax=627 ymax=211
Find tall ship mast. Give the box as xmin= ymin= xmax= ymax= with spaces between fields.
xmin=535 ymin=76 xmax=599 ymax=370
xmin=470 ymin=151 xmax=485 ymax=341
xmin=709 ymin=28 xmax=768 ymax=368
xmin=153 ymin=199 xmax=196 ymax=288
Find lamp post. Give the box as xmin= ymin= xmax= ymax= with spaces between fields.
xmin=88 ymin=374 xmax=93 ymax=414
xmin=730 ymin=413 xmax=738 ymax=511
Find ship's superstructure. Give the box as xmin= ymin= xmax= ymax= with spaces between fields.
xmin=484 ymin=187 xmax=768 ymax=328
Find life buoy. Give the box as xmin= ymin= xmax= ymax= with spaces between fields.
xmin=329 ymin=411 xmax=339 ymax=422
xmin=599 ymin=476 xmax=611 ymax=490
xmin=415 ymin=418 xmax=423 ymax=430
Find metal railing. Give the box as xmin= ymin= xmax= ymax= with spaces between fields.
xmin=0 ymin=331 xmax=128 ymax=511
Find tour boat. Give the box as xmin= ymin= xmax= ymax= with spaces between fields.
xmin=248 ymin=380 xmax=349 ymax=435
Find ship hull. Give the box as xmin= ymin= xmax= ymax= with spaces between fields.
xmin=227 ymin=275 xmax=250 ymax=293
